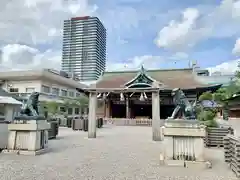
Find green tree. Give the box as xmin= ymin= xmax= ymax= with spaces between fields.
xmin=197 ymin=110 xmax=218 ymax=127
xmin=197 ymin=92 xmax=218 ymax=127
xmin=199 ymin=91 xmax=213 ymax=101
xmin=212 ymin=88 xmax=228 ymax=103
xmin=45 ymin=101 xmax=60 ymax=116
xmin=76 ymin=95 xmax=89 ymax=107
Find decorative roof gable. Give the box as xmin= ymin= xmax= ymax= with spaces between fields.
xmin=124 ymin=66 xmax=157 ymax=88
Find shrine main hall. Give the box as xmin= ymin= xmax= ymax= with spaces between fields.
xmin=81 ymin=66 xmax=221 ymax=120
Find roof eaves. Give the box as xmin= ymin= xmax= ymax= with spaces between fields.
xmin=42 ymin=71 xmax=87 ymax=89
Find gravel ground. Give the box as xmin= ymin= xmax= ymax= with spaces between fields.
xmin=0 ymin=126 xmax=238 ymax=180
xmin=229 ymin=119 xmax=240 ymax=136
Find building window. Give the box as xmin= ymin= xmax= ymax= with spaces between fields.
xmin=41 ymin=85 xmax=50 ymax=93
xmin=52 ymin=88 xmax=60 ymax=96
xmin=60 ymin=107 xmax=66 ymax=113
xmin=81 ymin=107 xmax=88 ymax=114
xmin=9 ymin=88 xmax=18 ymax=92
xmin=75 ymin=108 xmax=80 ymax=114
xmin=68 ymin=108 xmax=73 ymax=115
xmin=76 ymin=92 xmax=81 ymax=97
xmin=26 ymin=88 xmax=35 ymax=93
xmin=61 ymin=89 xmax=67 ymax=96
xmin=69 ymin=91 xmax=74 ymax=97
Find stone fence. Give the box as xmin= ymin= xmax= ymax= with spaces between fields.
xmin=223 ymin=134 xmax=240 ymax=177
xmin=0 ymin=121 xmax=8 ymax=150
xmin=103 ymin=118 xmax=153 ymax=126
xmin=205 ymin=127 xmax=234 ymax=147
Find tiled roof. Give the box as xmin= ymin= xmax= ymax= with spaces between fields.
xmin=95 ymin=68 xmax=220 ymax=90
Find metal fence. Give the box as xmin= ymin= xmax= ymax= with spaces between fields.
xmin=223 ymin=134 xmax=240 ymax=177
xmin=103 ymin=118 xmax=152 ymax=126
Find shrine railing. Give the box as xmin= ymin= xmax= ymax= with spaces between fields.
xmin=103 ymin=118 xmax=152 ymax=126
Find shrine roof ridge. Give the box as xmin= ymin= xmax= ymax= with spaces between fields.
xmin=104 ymin=68 xmax=194 ymax=74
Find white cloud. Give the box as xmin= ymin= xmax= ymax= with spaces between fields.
xmin=106 ymin=55 xmax=163 ymax=71
xmin=1 ymin=44 xmax=38 ymax=65
xmin=233 ymin=38 xmax=240 ymax=55
xmin=0 ymin=44 xmax=61 ymax=71
xmin=155 ymin=8 xmax=206 ymax=50
xmin=207 ymin=59 xmax=239 ymax=75
xmin=209 ymin=37 xmax=240 ymax=73
xmin=155 ymin=0 xmax=240 ymax=51
xmin=0 ymin=0 xmax=97 ymax=45
xmin=0 ymin=0 xmax=97 ymax=70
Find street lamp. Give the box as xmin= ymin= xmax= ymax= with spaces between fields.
xmin=97 ymin=93 xmax=102 ymax=98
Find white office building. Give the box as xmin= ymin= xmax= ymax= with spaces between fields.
xmin=0 ymin=69 xmax=87 ymax=116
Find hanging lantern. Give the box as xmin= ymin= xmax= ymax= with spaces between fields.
xmin=143 ymin=92 xmax=147 ymax=100
xmin=120 ymin=93 xmax=125 ymax=101
xmin=139 ymin=93 xmax=144 ymax=101
xmin=102 ymin=93 xmax=106 ymax=100
xmin=97 ymin=93 xmax=102 ymax=98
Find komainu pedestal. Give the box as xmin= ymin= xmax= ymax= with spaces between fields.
xmin=160 ymin=119 xmax=211 ymax=168
xmin=2 ymin=120 xmax=50 ymax=155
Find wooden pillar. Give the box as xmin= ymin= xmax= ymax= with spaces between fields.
xmin=105 ymin=100 xmax=110 ymax=118
xmin=104 ymin=100 xmax=107 ymax=118
xmin=88 ymin=92 xmax=97 ymax=138
xmin=126 ymin=96 xmax=130 ymax=118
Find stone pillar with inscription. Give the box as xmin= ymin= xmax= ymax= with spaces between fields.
xmin=88 ymin=92 xmax=97 ymax=138
xmin=151 ymin=81 xmax=162 ymax=141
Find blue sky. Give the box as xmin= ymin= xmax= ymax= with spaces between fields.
xmin=90 ymin=0 xmax=240 ymax=72
xmin=0 ymin=0 xmax=239 ymax=74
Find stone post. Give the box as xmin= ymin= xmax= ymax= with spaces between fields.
xmin=151 ymin=80 xmax=162 ymax=141
xmin=152 ymin=90 xmax=161 ymax=141
xmin=4 ymin=104 xmax=15 ymax=122
xmin=88 ymin=92 xmax=97 ymax=138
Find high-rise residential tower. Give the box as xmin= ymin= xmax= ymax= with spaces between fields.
xmin=61 ymin=16 xmax=106 ymax=81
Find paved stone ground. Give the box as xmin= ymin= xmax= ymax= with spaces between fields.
xmin=229 ymin=119 xmax=240 ymax=136
xmin=0 ymin=126 xmax=238 ymax=180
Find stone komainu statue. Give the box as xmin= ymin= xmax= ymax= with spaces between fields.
xmin=169 ymin=88 xmax=197 ymax=120
xmin=20 ymin=92 xmax=40 ymax=117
